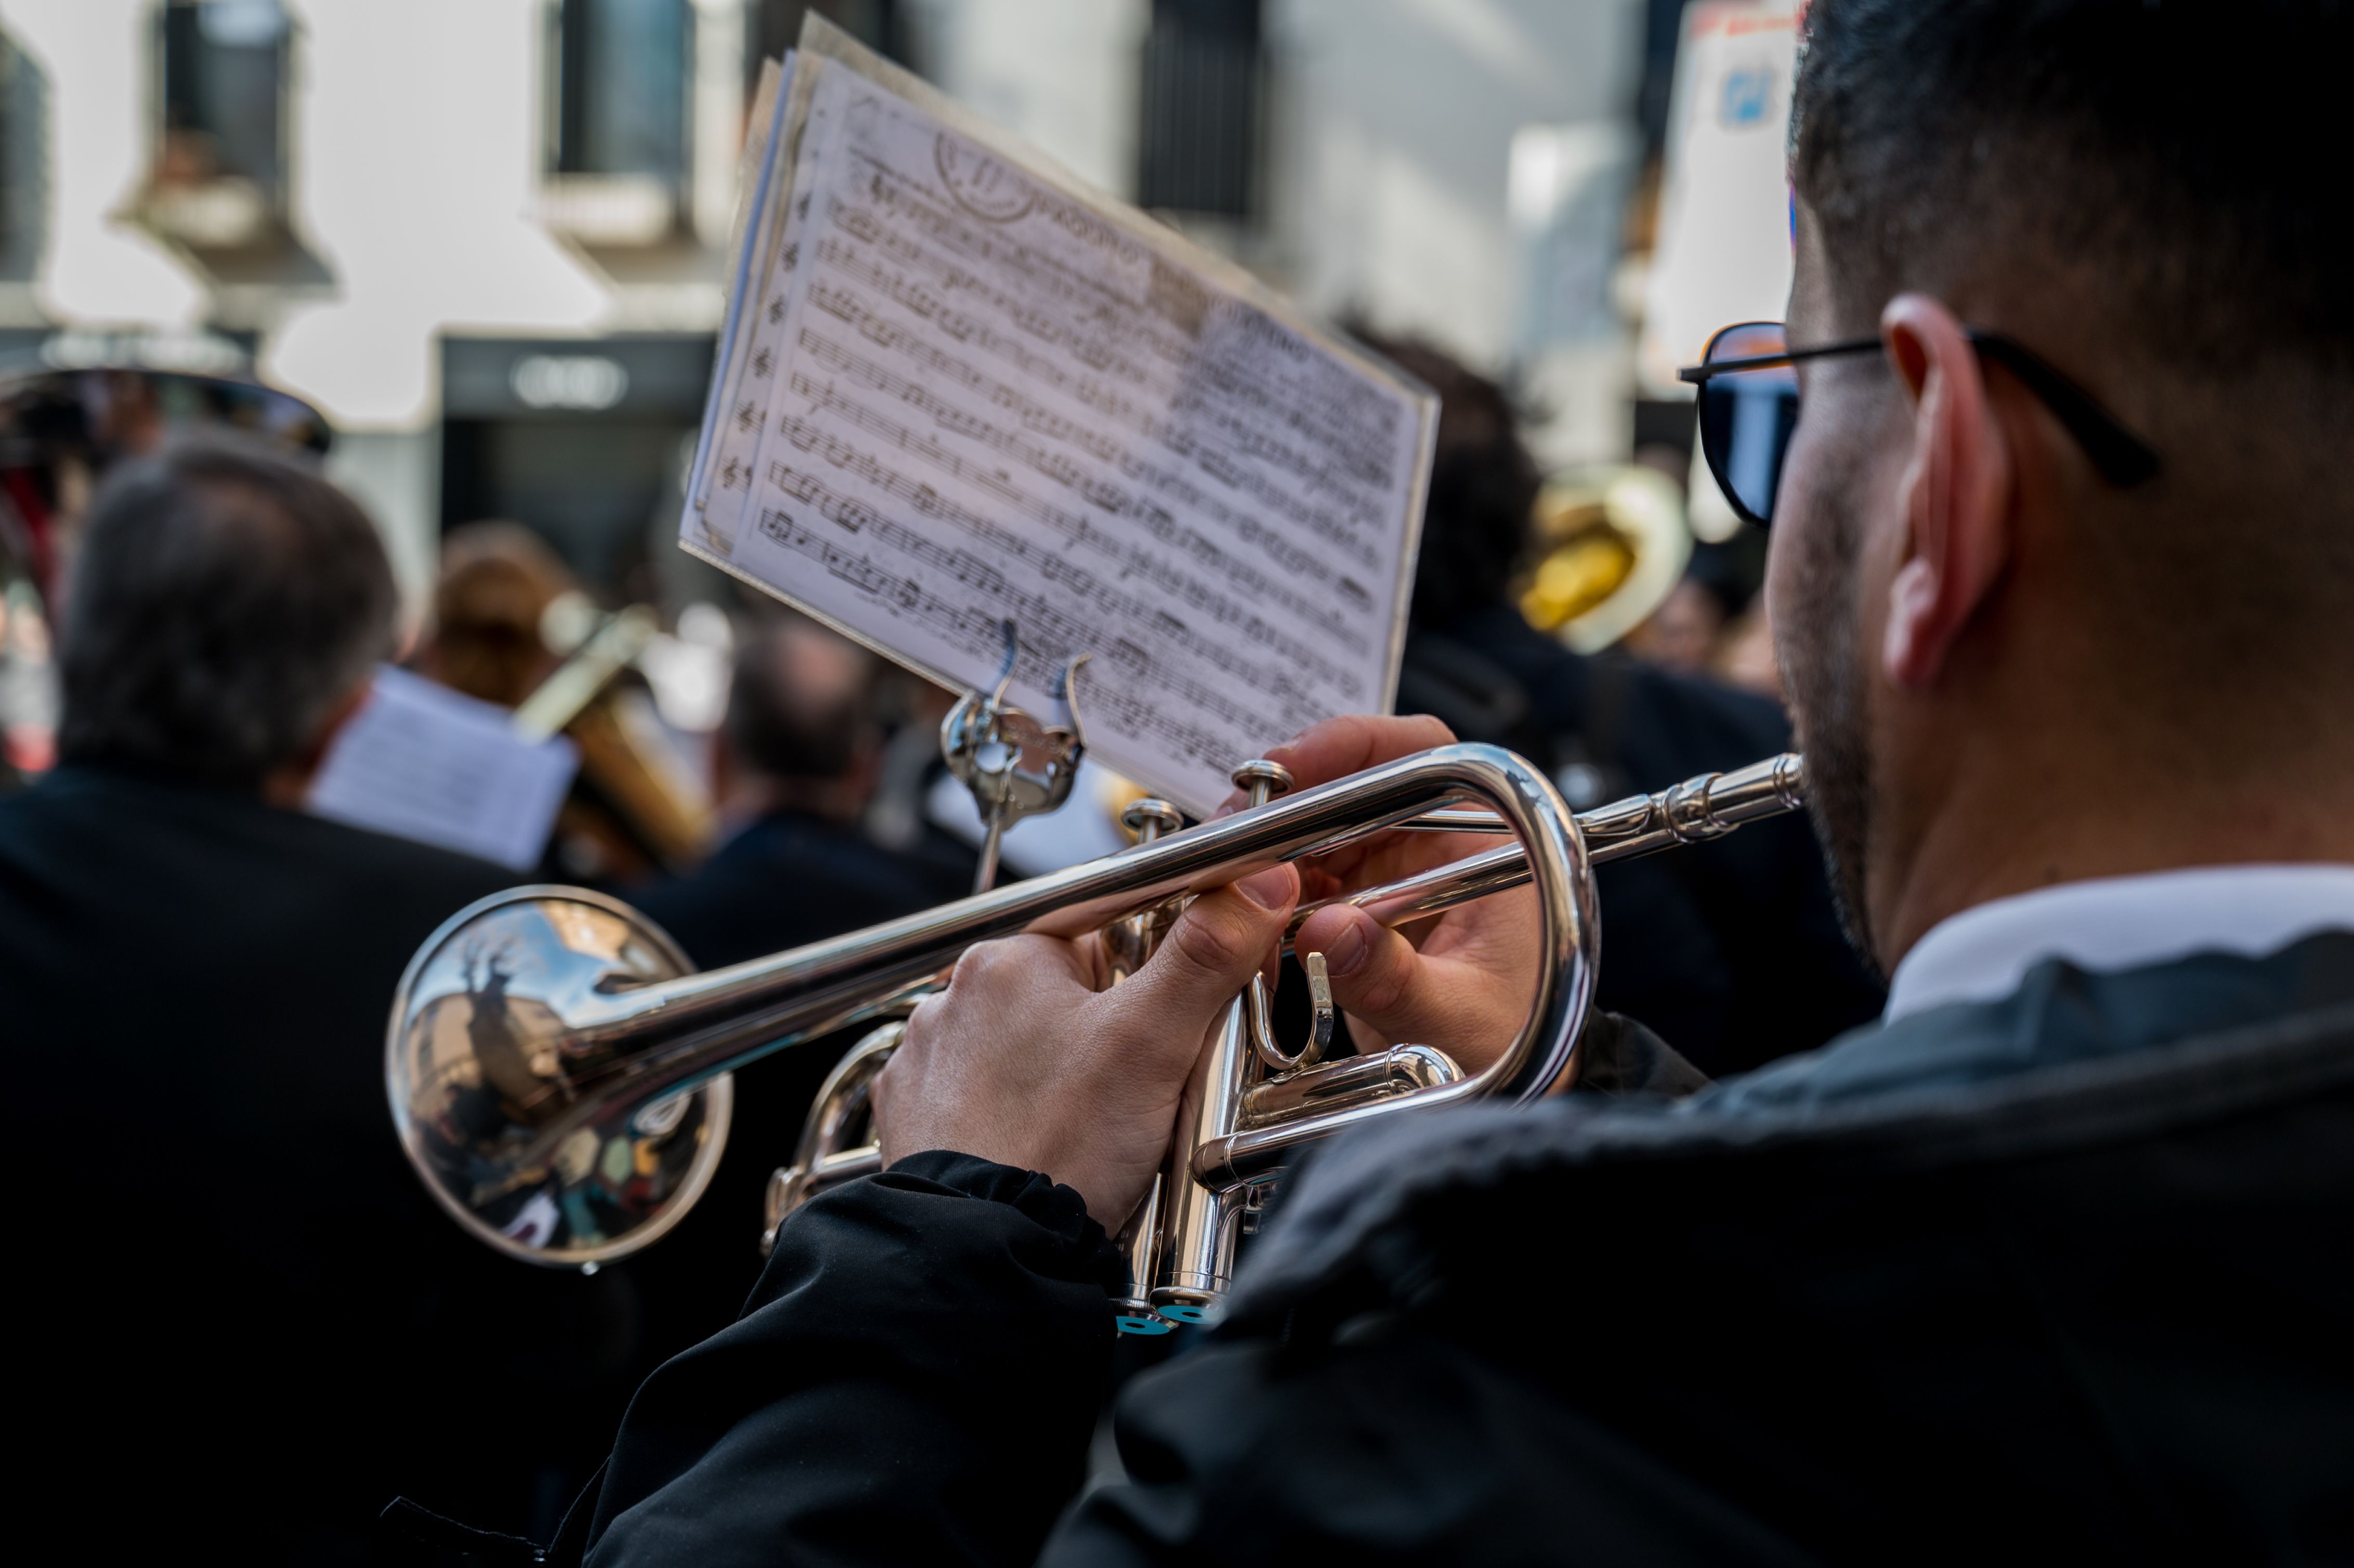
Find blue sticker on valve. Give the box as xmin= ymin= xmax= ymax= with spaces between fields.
xmin=1115 ymin=1314 xmax=1174 ymax=1336
xmin=1156 ymin=1303 xmax=1213 ymax=1324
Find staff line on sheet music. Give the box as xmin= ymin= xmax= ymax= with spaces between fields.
xmin=695 ymin=90 xmax=849 ymax=541
xmin=828 ymin=176 xmax=1375 ymax=541
xmin=792 ymin=331 xmax=1376 ymax=653
xmin=803 ymin=277 xmax=1383 ymax=569
xmin=839 ymin=177 xmax=1404 ymax=502
xmin=777 ymin=380 xmax=1356 ymax=693
xmin=801 ymin=270 xmax=1383 ymax=566
xmin=814 ymin=228 xmax=1394 ymax=513
xmin=853 ymin=161 xmax=1197 ymax=385
xmin=825 ymin=202 xmax=1167 ymax=397
xmin=765 ymin=418 xmax=1359 ymax=706
xmin=817 ymin=221 xmax=1397 ymax=503
xmin=755 ymin=494 xmax=1270 ymax=759
xmin=756 ymin=475 xmax=1317 ymax=742
xmin=792 ymin=308 xmax=1373 ymax=609
xmin=787 ymin=364 xmax=1367 ymax=672
xmin=752 ymin=502 xmax=1307 ymax=772
xmin=756 ymin=500 xmax=1242 ymax=772
xmin=845 ymin=147 xmax=1407 ymax=466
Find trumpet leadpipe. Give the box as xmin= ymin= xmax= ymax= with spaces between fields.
xmin=1287 ymin=753 xmax=1805 ymax=946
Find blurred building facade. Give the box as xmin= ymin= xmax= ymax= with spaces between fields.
xmin=0 ymin=0 xmax=1649 ymax=610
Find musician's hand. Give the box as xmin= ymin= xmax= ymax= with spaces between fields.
xmin=1221 ymin=715 xmax=1541 ymax=1071
xmin=872 ymin=864 xmax=1299 ymax=1230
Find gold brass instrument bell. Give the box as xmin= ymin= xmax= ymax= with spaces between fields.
xmin=1519 ymin=465 xmax=1692 ymax=653
xmin=385 ymin=743 xmax=1806 ymax=1318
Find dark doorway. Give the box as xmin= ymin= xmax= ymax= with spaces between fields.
xmin=439 ymin=334 xmax=714 ymax=604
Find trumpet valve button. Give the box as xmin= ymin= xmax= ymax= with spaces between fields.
xmin=1121 ymin=798 xmax=1184 ymax=841
xmin=1231 ymin=759 xmax=1293 ymax=803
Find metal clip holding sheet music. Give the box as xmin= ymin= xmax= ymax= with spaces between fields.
xmin=940 ymin=621 xmax=1091 ymax=893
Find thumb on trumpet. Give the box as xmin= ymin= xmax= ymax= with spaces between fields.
xmin=1114 ymin=864 xmax=1298 ymax=1029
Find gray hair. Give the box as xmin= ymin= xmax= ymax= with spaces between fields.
xmin=57 ymin=439 xmax=399 ymax=788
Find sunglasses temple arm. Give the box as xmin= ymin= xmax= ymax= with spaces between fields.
xmin=1970 ymin=335 xmax=2161 ymax=486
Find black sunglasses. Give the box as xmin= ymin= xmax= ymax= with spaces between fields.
xmin=1676 ymin=322 xmax=2161 ymax=528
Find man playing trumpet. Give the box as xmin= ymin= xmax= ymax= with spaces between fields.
xmin=422 ymin=2 xmax=2354 ymax=1561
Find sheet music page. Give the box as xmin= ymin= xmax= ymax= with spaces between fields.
xmin=682 ymin=54 xmax=784 ymax=524
xmin=687 ymin=38 xmax=1434 ymax=813
xmin=308 ymin=667 xmax=579 ymax=871
xmin=687 ymin=54 xmax=801 ymax=548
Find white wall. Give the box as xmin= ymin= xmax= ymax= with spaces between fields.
xmin=908 ymin=0 xmax=1149 ymax=200
xmin=324 ymin=427 xmax=440 ymax=608
xmin=266 ymin=0 xmax=613 ymax=434
xmin=1267 ymin=0 xmax=1640 ymax=372
xmin=5 ymin=0 xmax=206 ymax=329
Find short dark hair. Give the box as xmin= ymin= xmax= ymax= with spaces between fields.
xmin=1793 ymin=0 xmax=2349 ymax=379
xmin=1351 ymin=331 xmax=1542 ymax=630
xmin=724 ymin=617 xmax=876 ymax=783
xmin=1793 ymin=0 xmax=2354 ymax=734
xmin=58 ymin=441 xmax=398 ymax=788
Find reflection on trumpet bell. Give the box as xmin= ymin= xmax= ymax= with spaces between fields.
xmin=385 ymin=887 xmax=734 ymax=1269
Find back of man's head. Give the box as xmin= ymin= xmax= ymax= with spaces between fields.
xmin=723 ymin=617 xmax=878 ymax=792
xmin=1792 ymin=0 xmax=2352 ymax=734
xmin=57 ymin=441 xmax=398 ymax=790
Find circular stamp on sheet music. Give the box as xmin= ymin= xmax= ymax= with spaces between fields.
xmin=935 ymin=135 xmax=1037 ymax=224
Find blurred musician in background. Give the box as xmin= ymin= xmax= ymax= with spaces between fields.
xmin=1377 ymin=332 xmax=1884 ymax=1074
xmin=413 ymin=520 xmax=712 ymax=882
xmin=623 ymin=612 xmax=953 ymax=1352
xmin=477 ymin=4 xmax=2354 ymax=1563
xmin=636 ymin=612 xmax=942 ymax=970
xmin=411 ymin=520 xmax=574 ymax=711
xmin=0 ymin=363 xmax=334 ymax=788
xmin=1 ymin=442 xmax=631 ymax=1560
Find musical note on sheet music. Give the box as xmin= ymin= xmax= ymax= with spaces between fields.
xmin=684 ymin=50 xmax=1433 ymax=813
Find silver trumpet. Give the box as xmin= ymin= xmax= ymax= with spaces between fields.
xmin=385 ymin=746 xmax=1806 ymax=1322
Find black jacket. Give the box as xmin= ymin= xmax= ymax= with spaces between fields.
xmin=632 ymin=809 xmax=950 ymax=974
xmin=504 ymin=933 xmax=2354 ymax=1567
xmin=1 ymin=767 xmax=640 ymax=1559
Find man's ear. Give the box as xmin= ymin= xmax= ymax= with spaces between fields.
xmin=1879 ymin=293 xmax=2013 ymax=689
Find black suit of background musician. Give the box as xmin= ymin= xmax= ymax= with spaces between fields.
xmin=0 ymin=443 xmax=628 ymax=1559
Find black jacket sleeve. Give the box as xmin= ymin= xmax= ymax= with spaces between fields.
xmin=566 ymin=1152 xmax=1125 ymax=1568
xmin=524 ymin=1023 xmax=1699 ymax=1568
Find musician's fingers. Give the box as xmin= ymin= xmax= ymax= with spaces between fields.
xmin=941 ymin=930 xmax=1097 ymax=997
xmin=1209 ymin=714 xmax=1457 ymax=817
xmin=1107 ymin=864 xmax=1298 ymax=1055
xmin=1068 ymin=929 xmax=1117 ymax=991
xmin=1297 ymin=861 xmax=1346 ymax=904
xmin=1293 ymin=903 xmax=1516 ymax=1068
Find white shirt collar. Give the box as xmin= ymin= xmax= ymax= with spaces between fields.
xmin=1882 ymin=864 xmax=2354 ymax=1023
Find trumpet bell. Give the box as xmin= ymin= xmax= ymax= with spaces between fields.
xmin=386 ymin=886 xmax=734 ymax=1269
